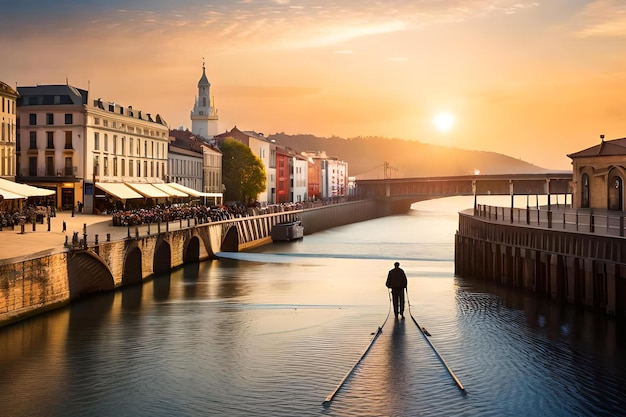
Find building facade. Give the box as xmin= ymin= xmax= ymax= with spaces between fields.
xmin=0 ymin=81 xmax=18 ymax=181
xmin=568 ymin=136 xmax=626 ymax=211
xmin=17 ymin=84 xmax=169 ymax=212
xmin=301 ymin=150 xmax=348 ymax=200
xmin=215 ymin=126 xmax=274 ymax=204
xmin=190 ymin=63 xmax=219 ymax=139
xmin=168 ymin=128 xmax=223 ymax=205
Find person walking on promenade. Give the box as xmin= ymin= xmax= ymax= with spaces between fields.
xmin=386 ymin=261 xmax=407 ymax=319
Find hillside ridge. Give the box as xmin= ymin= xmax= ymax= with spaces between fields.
xmin=268 ymin=133 xmax=558 ymax=179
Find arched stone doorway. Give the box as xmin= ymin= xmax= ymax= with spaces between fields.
xmin=609 ymin=174 xmax=623 ymax=211
xmin=581 ymin=173 xmax=590 ymax=208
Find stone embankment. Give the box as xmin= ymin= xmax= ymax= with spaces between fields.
xmin=0 ymin=199 xmax=384 ymax=327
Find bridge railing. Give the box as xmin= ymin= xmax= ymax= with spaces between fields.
xmin=474 ymin=204 xmax=626 ymax=238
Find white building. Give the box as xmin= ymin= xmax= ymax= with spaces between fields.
xmin=292 ymin=153 xmax=309 ymax=203
xmin=168 ymin=128 xmax=223 ymax=205
xmin=301 ymin=150 xmax=348 ymax=199
xmin=0 ymin=81 xmax=18 ymax=181
xmin=17 ymin=84 xmax=170 ymax=213
xmin=190 ymin=62 xmax=219 ymax=139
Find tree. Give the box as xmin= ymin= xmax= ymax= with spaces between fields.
xmin=221 ymin=138 xmax=266 ymax=205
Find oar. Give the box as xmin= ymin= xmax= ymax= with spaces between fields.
xmin=406 ymin=289 xmax=466 ymax=395
xmin=322 ymin=293 xmax=392 ymax=407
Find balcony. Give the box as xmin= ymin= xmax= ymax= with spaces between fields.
xmin=17 ymin=166 xmax=79 ymax=182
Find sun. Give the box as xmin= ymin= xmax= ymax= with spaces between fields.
xmin=433 ymin=112 xmax=455 ymax=132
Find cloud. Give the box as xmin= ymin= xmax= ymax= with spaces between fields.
xmin=572 ymin=0 xmax=626 ymax=38
xmin=0 ymin=0 xmax=542 ymax=51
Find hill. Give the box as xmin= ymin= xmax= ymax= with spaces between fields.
xmin=267 ymin=133 xmax=554 ymax=179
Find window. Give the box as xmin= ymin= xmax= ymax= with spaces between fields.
xmin=65 ymin=113 xmax=73 ymax=124
xmin=129 ymin=138 xmax=134 ymax=155
xmin=64 ymin=131 xmax=72 ymax=149
xmin=121 ymin=137 xmax=126 ymax=155
xmin=143 ymin=161 xmax=147 ymax=177
xmin=94 ymin=132 xmax=100 ymax=150
xmin=46 ymin=156 xmax=54 ymax=176
xmin=137 ymin=139 xmax=141 ymax=156
xmin=137 ymin=160 xmax=141 ymax=177
xmin=113 ymin=135 xmax=117 ymax=154
xmin=29 ymin=131 xmax=37 ymax=149
xmin=29 ymin=156 xmax=37 ymax=176
xmin=94 ymin=117 xmax=100 ymax=125
xmin=103 ymin=157 xmax=108 ymax=176
xmin=29 ymin=113 xmax=37 ymax=125
xmin=47 ymin=132 xmax=54 ymax=149
xmin=121 ymin=159 xmax=125 ymax=176
xmin=113 ymin=157 xmax=118 ymax=176
xmin=64 ymin=157 xmax=72 ymax=176
xmin=129 ymin=159 xmax=133 ymax=176
xmin=94 ymin=155 xmax=99 ymax=176
xmin=46 ymin=113 xmax=54 ymax=125
xmin=104 ymin=134 xmax=108 ymax=152
xmin=144 ymin=141 xmax=147 ymax=157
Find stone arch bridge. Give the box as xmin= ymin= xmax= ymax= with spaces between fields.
xmin=0 ymin=199 xmax=385 ymax=329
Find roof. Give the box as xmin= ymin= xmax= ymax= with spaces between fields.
xmin=198 ymin=66 xmax=210 ymax=88
xmin=0 ymin=81 xmax=18 ymax=98
xmin=215 ymin=126 xmax=269 ymax=143
xmin=568 ymin=137 xmax=626 ymax=159
xmin=17 ymin=84 xmax=88 ymax=106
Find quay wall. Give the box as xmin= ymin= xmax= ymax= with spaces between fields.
xmin=455 ymin=211 xmax=626 ymax=317
xmin=0 ymin=199 xmax=383 ymax=327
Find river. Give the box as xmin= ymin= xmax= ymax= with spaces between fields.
xmin=1 ymin=196 xmax=625 ymax=417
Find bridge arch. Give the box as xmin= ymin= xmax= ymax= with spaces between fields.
xmin=221 ymin=225 xmax=239 ymax=252
xmin=183 ymin=236 xmax=200 ymax=263
xmin=67 ymin=251 xmax=115 ymax=299
xmin=123 ymin=244 xmax=143 ymax=285
xmin=153 ymin=238 xmax=172 ymax=274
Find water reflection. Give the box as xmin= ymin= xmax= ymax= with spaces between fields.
xmin=1 ymin=197 xmax=626 ymax=417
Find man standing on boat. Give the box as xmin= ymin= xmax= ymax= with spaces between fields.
xmin=386 ymin=261 xmax=407 ymax=319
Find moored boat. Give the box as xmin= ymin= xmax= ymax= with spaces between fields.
xmin=271 ymin=220 xmax=304 ymax=242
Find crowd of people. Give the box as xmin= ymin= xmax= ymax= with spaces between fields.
xmin=0 ymin=204 xmax=55 ymax=230
xmin=109 ymin=201 xmax=306 ymax=227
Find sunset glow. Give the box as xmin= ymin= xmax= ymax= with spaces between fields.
xmin=433 ymin=112 xmax=455 ymax=133
xmin=2 ymin=1 xmax=626 ymax=170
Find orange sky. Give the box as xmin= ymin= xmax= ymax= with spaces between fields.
xmin=2 ymin=1 xmax=626 ymax=170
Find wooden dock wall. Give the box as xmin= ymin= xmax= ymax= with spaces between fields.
xmin=455 ymin=212 xmax=626 ymax=317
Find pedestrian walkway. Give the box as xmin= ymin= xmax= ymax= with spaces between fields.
xmin=0 ymin=211 xmax=125 ymax=262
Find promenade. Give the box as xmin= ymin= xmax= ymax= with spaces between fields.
xmin=0 ymin=211 xmax=129 ymax=262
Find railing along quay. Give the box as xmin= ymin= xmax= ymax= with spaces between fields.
xmin=457 ymin=204 xmax=626 ymax=316
xmin=474 ymin=204 xmax=626 ymax=238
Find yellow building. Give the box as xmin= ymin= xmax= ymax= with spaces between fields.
xmin=0 ymin=81 xmax=18 ymax=180
xmin=568 ymin=136 xmax=626 ymax=210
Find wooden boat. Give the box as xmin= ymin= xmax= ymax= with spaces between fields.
xmin=271 ymin=220 xmax=304 ymax=242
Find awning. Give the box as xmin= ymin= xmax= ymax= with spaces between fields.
xmin=126 ymin=183 xmax=170 ymax=199
xmin=0 ymin=178 xmax=55 ymax=197
xmin=167 ymin=182 xmax=222 ymax=198
xmin=0 ymin=188 xmax=27 ymax=200
xmin=96 ymin=182 xmax=143 ymax=200
xmin=152 ymin=183 xmax=189 ymax=198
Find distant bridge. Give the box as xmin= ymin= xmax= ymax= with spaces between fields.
xmin=355 ymin=173 xmax=573 ymax=213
